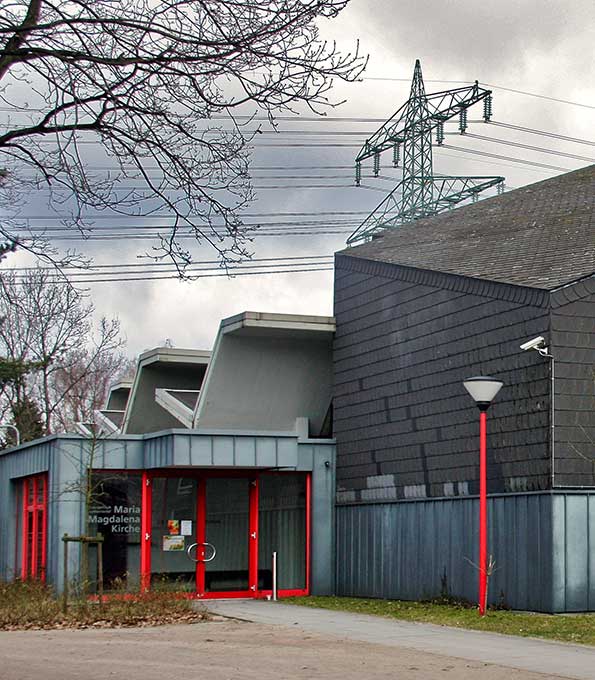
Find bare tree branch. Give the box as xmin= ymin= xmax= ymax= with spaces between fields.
xmin=0 ymin=0 xmax=367 ymax=272
xmin=0 ymin=267 xmax=125 ymax=432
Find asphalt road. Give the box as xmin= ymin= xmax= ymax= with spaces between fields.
xmin=0 ymin=614 xmax=587 ymax=680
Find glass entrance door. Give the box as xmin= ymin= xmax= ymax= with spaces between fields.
xmin=150 ymin=477 xmax=198 ymax=591
xmin=202 ymin=477 xmax=252 ymax=594
xmin=143 ymin=472 xmax=308 ymax=597
xmin=148 ymin=474 xmax=254 ymax=594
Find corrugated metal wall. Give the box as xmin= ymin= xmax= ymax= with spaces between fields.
xmin=552 ymin=492 xmax=595 ymax=612
xmin=336 ymin=493 xmax=556 ymax=612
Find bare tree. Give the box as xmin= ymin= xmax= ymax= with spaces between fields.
xmin=0 ymin=1 xmax=366 ymax=272
xmin=52 ymin=351 xmax=134 ymax=432
xmin=0 ymin=268 xmax=123 ymax=432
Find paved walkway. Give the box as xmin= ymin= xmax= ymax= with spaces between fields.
xmin=206 ymin=600 xmax=595 ymax=680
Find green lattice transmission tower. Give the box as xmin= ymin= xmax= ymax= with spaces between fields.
xmin=348 ymin=60 xmax=505 ymax=244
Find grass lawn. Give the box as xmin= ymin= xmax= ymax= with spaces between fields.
xmin=284 ymin=596 xmax=595 ymax=646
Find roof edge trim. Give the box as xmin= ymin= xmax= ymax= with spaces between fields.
xmin=335 ymin=252 xmax=551 ymax=309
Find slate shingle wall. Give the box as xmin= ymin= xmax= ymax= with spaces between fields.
xmin=551 ymin=276 xmax=595 ymax=487
xmin=334 ymin=255 xmax=552 ymax=502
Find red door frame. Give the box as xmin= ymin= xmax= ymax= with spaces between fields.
xmin=19 ymin=473 xmax=48 ymax=581
xmin=139 ymin=470 xmax=310 ymax=599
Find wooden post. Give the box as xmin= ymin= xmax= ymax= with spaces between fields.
xmin=62 ymin=534 xmax=69 ymax=615
xmin=61 ymin=534 xmax=104 ymax=612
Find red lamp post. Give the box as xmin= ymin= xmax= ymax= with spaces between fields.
xmin=463 ymin=376 xmax=503 ymax=616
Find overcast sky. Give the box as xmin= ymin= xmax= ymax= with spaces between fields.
xmin=5 ymin=0 xmax=595 ymax=358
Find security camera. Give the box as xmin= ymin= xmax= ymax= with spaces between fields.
xmin=520 ymin=336 xmax=546 ymax=352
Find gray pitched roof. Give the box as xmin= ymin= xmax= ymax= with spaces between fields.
xmin=339 ymin=164 xmax=595 ymax=290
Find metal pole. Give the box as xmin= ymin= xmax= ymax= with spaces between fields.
xmin=478 ymin=411 xmax=487 ymax=616
xmin=272 ymin=551 xmax=278 ymax=602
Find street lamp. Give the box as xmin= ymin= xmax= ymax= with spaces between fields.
xmin=463 ymin=376 xmax=503 ymax=616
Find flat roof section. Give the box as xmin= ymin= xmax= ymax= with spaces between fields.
xmin=137 ymin=347 xmax=211 ymax=366
xmin=221 ymin=311 xmax=335 ymax=338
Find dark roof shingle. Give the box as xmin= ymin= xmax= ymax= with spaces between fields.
xmin=339 ymin=164 xmax=595 ymax=290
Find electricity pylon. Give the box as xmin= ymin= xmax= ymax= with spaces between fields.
xmin=348 ymin=60 xmax=505 ymax=244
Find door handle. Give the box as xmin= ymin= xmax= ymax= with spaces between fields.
xmin=186 ymin=542 xmax=217 ymax=563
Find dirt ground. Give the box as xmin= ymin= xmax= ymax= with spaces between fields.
xmin=0 ymin=619 xmax=573 ymax=680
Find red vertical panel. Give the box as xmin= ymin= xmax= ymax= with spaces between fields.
xmin=40 ymin=475 xmax=48 ymax=582
xmin=305 ymin=473 xmax=312 ymax=595
xmin=196 ymin=478 xmax=206 ymax=595
xmin=140 ymin=472 xmax=152 ymax=592
xmin=20 ymin=479 xmax=29 ymax=579
xmin=249 ymin=478 xmax=259 ymax=594
xmin=30 ymin=477 xmax=39 ymax=578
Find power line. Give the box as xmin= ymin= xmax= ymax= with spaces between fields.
xmin=481 ymin=82 xmax=595 ymax=110
xmin=16 ymin=266 xmax=335 ymax=285
xmin=6 ymin=259 xmax=335 ymax=279
xmin=460 ymin=133 xmax=595 ymax=163
xmin=2 ymin=209 xmax=379 ymax=221
xmin=489 ymin=120 xmax=595 ymax=147
xmin=362 ymin=78 xmax=595 ymax=110
xmin=2 ymin=254 xmax=334 ymax=272
xmin=439 ymin=145 xmax=572 ymax=172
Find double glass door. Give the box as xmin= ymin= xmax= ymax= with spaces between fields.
xmin=145 ymin=472 xmax=308 ymax=597
xmin=149 ymin=476 xmax=254 ymax=595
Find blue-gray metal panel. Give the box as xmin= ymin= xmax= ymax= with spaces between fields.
xmin=189 ymin=436 xmax=214 ymax=465
xmin=551 ymin=494 xmax=567 ymax=612
xmin=336 ymin=493 xmax=555 ymax=612
xmin=565 ymin=494 xmax=589 ymax=611
xmin=173 ymin=435 xmax=192 ymax=466
xmin=235 ymin=437 xmax=256 ymax=466
xmin=144 ymin=434 xmax=173 ymax=468
xmin=589 ymin=497 xmax=595 ymax=610
xmin=255 ymin=438 xmax=277 ymax=467
xmin=276 ymin=438 xmax=298 ymax=467
xmin=310 ymin=445 xmax=336 ymax=595
xmin=212 ymin=436 xmax=234 ymax=466
xmin=550 ymin=492 xmax=595 ymax=612
xmin=296 ymin=444 xmax=314 ymax=471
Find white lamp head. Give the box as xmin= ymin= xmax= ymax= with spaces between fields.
xmin=463 ymin=376 xmax=503 ymax=411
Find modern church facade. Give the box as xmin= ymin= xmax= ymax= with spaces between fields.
xmin=1 ymin=167 xmax=594 ymax=612
xmin=0 ymin=313 xmax=336 ymax=599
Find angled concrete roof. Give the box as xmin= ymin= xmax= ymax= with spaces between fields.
xmin=115 ymin=313 xmax=335 ymax=438
xmin=123 ymin=347 xmax=211 ymax=434
xmin=194 ymin=312 xmax=335 ymax=436
xmin=104 ymin=380 xmax=132 ymax=412
xmin=339 ymin=164 xmax=595 ymax=290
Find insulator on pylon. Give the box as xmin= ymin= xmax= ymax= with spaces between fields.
xmin=483 ymin=94 xmax=493 ymax=122
xmin=472 ymin=192 xmax=478 ymax=203
xmin=497 ymin=181 xmax=504 ymax=195
xmin=459 ymin=108 xmax=468 ymax=134
xmin=436 ymin=121 xmax=444 ymax=145
xmin=373 ymin=151 xmax=380 ymax=177
xmin=393 ymin=143 xmax=400 ymax=167
xmin=355 ymin=162 xmax=362 ymax=186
